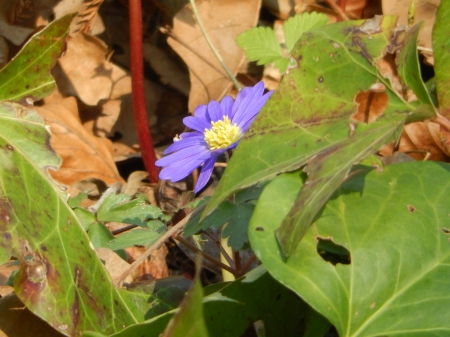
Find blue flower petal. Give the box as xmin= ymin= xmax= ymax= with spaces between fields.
xmin=207 ymin=100 xmax=223 ymax=122
xmin=195 ymin=157 xmax=216 ymax=193
xmin=159 ymin=152 xmax=212 ymax=182
xmin=232 ymin=81 xmax=272 ymax=129
xmin=220 ymin=96 xmax=233 ymax=119
xmin=183 ymin=116 xmax=210 ymax=133
xmin=163 ymin=133 xmax=205 ymax=154
xmin=156 ymin=145 xmax=210 ymax=167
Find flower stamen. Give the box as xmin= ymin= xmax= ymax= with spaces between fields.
xmin=204 ymin=116 xmax=241 ymax=150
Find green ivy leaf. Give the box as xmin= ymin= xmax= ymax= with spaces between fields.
xmin=205 ymin=16 xmax=415 ymax=255
xmin=0 ymin=102 xmax=158 ymax=335
xmin=250 ymin=161 xmax=450 ymax=336
xmin=0 ymin=15 xmax=73 ymax=102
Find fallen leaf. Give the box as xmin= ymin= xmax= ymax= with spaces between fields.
xmin=0 ymin=294 xmax=65 ymax=337
xmin=167 ymin=0 xmax=262 ymax=111
xmin=382 ymin=0 xmax=438 ymax=63
xmin=52 ymin=33 xmax=129 ymax=106
xmin=35 ymin=95 xmax=124 ymax=186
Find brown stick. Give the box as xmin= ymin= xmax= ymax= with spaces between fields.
xmin=114 ymin=203 xmax=206 ymax=286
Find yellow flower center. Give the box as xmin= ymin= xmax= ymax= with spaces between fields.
xmin=204 ymin=116 xmax=242 ymax=150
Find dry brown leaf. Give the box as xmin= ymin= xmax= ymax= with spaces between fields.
xmin=36 ymin=95 xmax=124 ymax=186
xmin=126 ymin=245 xmax=169 ymax=281
xmin=167 ymin=0 xmax=262 ymax=112
xmin=0 ymin=261 xmax=17 ymax=297
xmin=398 ymin=121 xmax=450 ymax=161
xmin=96 ymin=247 xmax=133 ymax=284
xmin=0 ymin=294 xmax=65 ymax=337
xmin=382 ymin=0 xmax=438 ymax=63
xmin=52 ymin=33 xmax=130 ymax=106
xmin=143 ymin=42 xmax=190 ymax=97
xmin=53 ymin=0 xmax=105 ymax=35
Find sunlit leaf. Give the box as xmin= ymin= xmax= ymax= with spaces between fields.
xmin=0 ymin=15 xmax=73 ymax=102
xmin=250 ymin=161 xmax=450 ymax=336
xmin=205 ymin=16 xmax=415 ymax=255
xmin=0 ymin=102 xmax=153 ymax=335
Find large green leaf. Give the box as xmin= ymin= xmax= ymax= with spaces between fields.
xmin=250 ymin=162 xmax=450 ymax=336
xmin=0 ymin=103 xmax=153 ymax=335
xmin=0 ymin=15 xmax=73 ymax=102
xmin=433 ymin=0 xmax=450 ymax=116
xmin=205 ymin=16 xmax=415 ymax=254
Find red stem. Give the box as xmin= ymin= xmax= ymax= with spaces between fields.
xmin=129 ymin=0 xmax=159 ymax=182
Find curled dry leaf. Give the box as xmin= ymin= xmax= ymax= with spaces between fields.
xmin=35 ymin=95 xmax=124 ymax=186
xmin=167 ymin=0 xmax=262 ymax=112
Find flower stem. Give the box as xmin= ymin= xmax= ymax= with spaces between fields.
xmin=129 ymin=0 xmax=159 ymax=182
xmin=189 ymin=0 xmax=242 ymax=91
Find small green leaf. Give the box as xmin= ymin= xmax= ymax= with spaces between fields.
xmin=106 ymin=226 xmax=167 ymax=251
xmin=88 ymin=222 xmax=114 ymax=248
xmin=222 ymin=202 xmax=254 ymax=251
xmin=397 ymin=22 xmax=435 ymax=108
xmin=283 ymin=12 xmax=329 ymax=54
xmin=97 ymin=193 xmax=162 ymax=226
xmin=0 ymin=15 xmax=74 ymax=102
xmin=236 ymin=26 xmax=287 ymax=70
xmin=74 ymin=207 xmax=97 ymax=230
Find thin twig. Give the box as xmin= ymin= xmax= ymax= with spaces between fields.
xmin=129 ymin=0 xmax=159 ymax=182
xmin=174 ymin=235 xmax=237 ymax=276
xmin=188 ymin=0 xmax=242 ymax=90
xmin=114 ymin=203 xmax=207 ymax=286
xmin=324 ymin=0 xmax=350 ymax=21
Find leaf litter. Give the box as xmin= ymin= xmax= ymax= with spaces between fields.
xmin=0 ymin=0 xmax=449 ymax=336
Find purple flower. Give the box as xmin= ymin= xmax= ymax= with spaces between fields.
xmin=155 ymin=81 xmax=273 ymax=193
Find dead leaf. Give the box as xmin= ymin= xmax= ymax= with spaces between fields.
xmin=96 ymin=247 xmax=133 ymax=284
xmin=0 ymin=261 xmax=17 ymax=297
xmin=52 ymin=33 xmax=129 ymax=106
xmin=126 ymin=245 xmax=169 ymax=281
xmin=0 ymin=293 xmax=66 ymax=337
xmin=399 ymin=121 xmax=450 ymax=161
xmin=382 ymin=0 xmax=438 ymax=63
xmin=36 ymin=95 xmax=124 ymax=186
xmin=167 ymin=0 xmax=262 ymax=112
xmin=143 ymin=42 xmax=190 ymax=97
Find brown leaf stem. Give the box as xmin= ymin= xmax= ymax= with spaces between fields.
xmin=129 ymin=0 xmax=159 ymax=182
